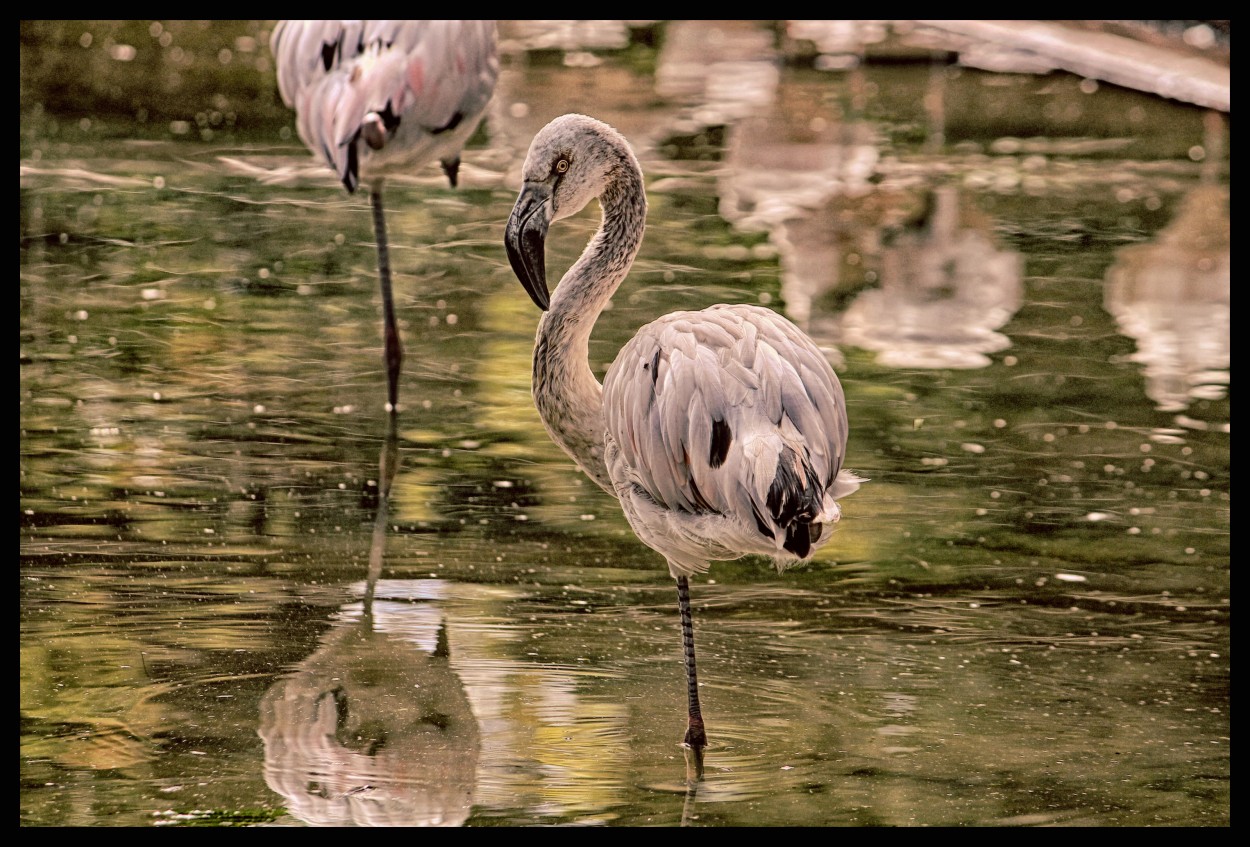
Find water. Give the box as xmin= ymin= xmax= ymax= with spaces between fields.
xmin=20 ymin=21 xmax=1229 ymax=826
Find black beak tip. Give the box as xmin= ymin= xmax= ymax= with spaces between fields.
xmin=441 ymin=157 xmax=460 ymax=189
xmin=532 ymin=284 xmax=550 ymax=312
xmin=505 ymin=198 xmax=552 ymax=312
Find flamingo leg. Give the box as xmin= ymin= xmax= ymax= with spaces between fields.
xmin=677 ymin=575 xmax=707 ymax=756
xmin=370 ymin=184 xmax=403 ymax=413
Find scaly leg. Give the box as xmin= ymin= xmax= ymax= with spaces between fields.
xmin=677 ymin=575 xmax=707 ymax=757
xmin=370 ymin=183 xmax=402 ymax=413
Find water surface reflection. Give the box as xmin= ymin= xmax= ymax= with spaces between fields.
xmin=1104 ymin=183 xmax=1230 ymax=416
xmin=841 ymin=186 xmax=1023 ymax=369
xmin=259 ymin=581 xmax=479 ymax=826
xmin=21 ymin=20 xmax=1228 ymax=827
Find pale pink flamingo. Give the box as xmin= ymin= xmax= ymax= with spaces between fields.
xmin=505 ymin=114 xmax=863 ymax=768
xmin=271 ymin=20 xmax=498 ymax=412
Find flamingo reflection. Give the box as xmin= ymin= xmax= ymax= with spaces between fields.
xmin=258 ymin=421 xmax=479 ymax=826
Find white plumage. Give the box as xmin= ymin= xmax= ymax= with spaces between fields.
xmin=605 ymin=303 xmax=861 ymax=577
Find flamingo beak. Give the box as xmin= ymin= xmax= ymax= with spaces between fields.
xmin=505 ymin=181 xmax=552 ymax=311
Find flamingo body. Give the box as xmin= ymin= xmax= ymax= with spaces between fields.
xmin=604 ymin=303 xmax=859 ymax=578
xmin=271 ymin=20 xmax=498 ymax=192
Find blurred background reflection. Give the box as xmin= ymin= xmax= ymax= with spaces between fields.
xmin=21 ymin=20 xmax=1228 ymax=827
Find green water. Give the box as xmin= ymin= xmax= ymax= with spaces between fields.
xmin=21 ymin=21 xmax=1228 ymax=827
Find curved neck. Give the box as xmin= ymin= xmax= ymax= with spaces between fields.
xmin=532 ymin=164 xmax=646 ymax=494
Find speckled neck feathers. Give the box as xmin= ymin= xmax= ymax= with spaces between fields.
xmin=531 ymin=121 xmax=646 ymax=493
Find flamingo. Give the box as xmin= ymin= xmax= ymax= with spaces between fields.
xmin=504 ymin=114 xmax=862 ymax=766
xmin=270 ymin=20 xmax=499 ymax=412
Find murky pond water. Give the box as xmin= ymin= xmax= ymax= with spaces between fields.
xmin=21 ymin=21 xmax=1229 ymax=826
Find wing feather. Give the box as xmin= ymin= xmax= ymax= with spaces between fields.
xmin=271 ymin=20 xmax=498 ymax=191
xmin=603 ymin=304 xmax=855 ymax=558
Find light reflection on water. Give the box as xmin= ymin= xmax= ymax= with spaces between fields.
xmin=840 ymin=186 xmax=1023 ymax=369
xmin=1105 ymin=182 xmax=1231 ymax=416
xmin=21 ymin=20 xmax=1227 ymax=827
xmin=258 ymin=584 xmax=479 ymax=827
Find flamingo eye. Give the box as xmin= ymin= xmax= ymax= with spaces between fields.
xmin=555 ymin=158 xmax=569 ymax=174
